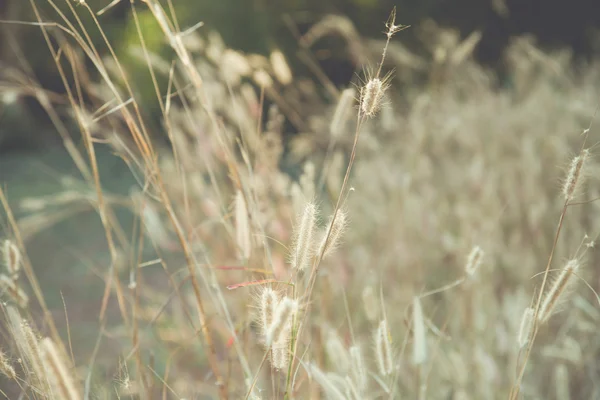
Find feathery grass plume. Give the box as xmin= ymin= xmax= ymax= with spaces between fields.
xmin=2 ymin=240 xmax=21 ymax=279
xmin=359 ymin=77 xmax=390 ymax=118
xmin=0 ymin=274 xmax=29 ymax=308
xmin=307 ymin=364 xmax=347 ymax=400
xmin=349 ymin=345 xmax=367 ymax=392
xmin=270 ymin=49 xmax=292 ymax=85
xmin=465 ymin=245 xmax=484 ymax=276
xmin=266 ymin=297 xmax=298 ymax=346
xmin=234 ymin=190 xmax=251 ymax=260
xmin=254 ymin=287 xmax=292 ymax=370
xmin=538 ymin=259 xmax=580 ymax=323
xmin=330 ymin=88 xmax=356 ymax=137
xmin=0 ymin=349 xmax=16 ymax=380
xmin=374 ymin=319 xmax=393 ymax=376
xmin=325 ymin=329 xmax=350 ymax=374
xmin=257 ymin=287 xmax=279 ymax=339
xmin=22 ymin=321 xmax=48 ymax=386
xmin=412 ymin=297 xmax=427 ymax=365
xmin=271 ymin=347 xmax=289 ymax=371
xmin=7 ymin=307 xmax=50 ymax=393
xmin=358 ymin=7 xmax=406 ymax=119
xmin=562 ymin=148 xmax=589 ymax=201
xmin=290 ymin=202 xmax=317 ymax=271
xmin=362 ymin=286 xmax=379 ymax=322
xmin=319 ymin=210 xmax=348 ymax=258
xmin=517 ymin=307 xmax=534 ymax=348
xmin=39 ymin=337 xmax=80 ymax=400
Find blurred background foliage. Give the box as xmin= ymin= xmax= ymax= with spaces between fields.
xmin=1 ymin=0 xmax=600 ymax=152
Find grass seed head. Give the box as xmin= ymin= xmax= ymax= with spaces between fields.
xmin=256 ymin=287 xmax=280 ymax=340
xmin=271 ymin=347 xmax=289 ymax=371
xmin=349 ymin=345 xmax=367 ymax=391
xmin=39 ymin=338 xmax=80 ymax=400
xmin=0 ymin=274 xmax=29 ymax=308
xmin=538 ymin=259 xmax=580 ymax=323
xmin=517 ymin=307 xmax=534 ymax=348
xmin=563 ymin=148 xmax=589 ymax=201
xmin=319 ymin=210 xmax=348 ymax=259
xmin=360 ymin=77 xmax=388 ymax=118
xmin=374 ymin=319 xmax=393 ymax=376
xmin=290 ymin=202 xmax=318 ymax=271
xmin=325 ymin=329 xmax=350 ymax=374
xmin=2 ymin=240 xmax=21 ymax=280
xmin=0 ymin=349 xmax=16 ymax=380
xmin=266 ymin=297 xmax=298 ymax=347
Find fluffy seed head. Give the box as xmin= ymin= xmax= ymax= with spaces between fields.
xmin=360 ymin=78 xmax=387 ymax=118
xmin=256 ymin=287 xmax=279 ymax=339
xmin=266 ymin=297 xmax=298 ymax=346
xmin=17 ymin=317 xmax=50 ymax=392
xmin=0 ymin=349 xmax=16 ymax=380
xmin=290 ymin=202 xmax=317 ymax=271
xmin=39 ymin=338 xmax=80 ymax=400
xmin=319 ymin=210 xmax=348 ymax=259
xmin=271 ymin=347 xmax=289 ymax=371
xmin=374 ymin=319 xmax=393 ymax=376
xmin=563 ymin=149 xmax=589 ymax=201
xmin=0 ymin=275 xmax=29 ymax=308
xmin=325 ymin=329 xmax=350 ymax=374
xmin=2 ymin=240 xmax=21 ymax=279
xmin=539 ymin=259 xmax=580 ymax=323
xmin=268 ymin=297 xmax=297 ymax=370
xmin=517 ymin=307 xmax=534 ymax=348
xmin=349 ymin=345 xmax=367 ymax=391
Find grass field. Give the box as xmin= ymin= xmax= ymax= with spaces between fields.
xmin=1 ymin=2 xmax=600 ymax=399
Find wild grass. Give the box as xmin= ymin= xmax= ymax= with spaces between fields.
xmin=1 ymin=1 xmax=600 ymax=399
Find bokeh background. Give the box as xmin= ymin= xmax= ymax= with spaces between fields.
xmin=2 ymin=0 xmax=600 ymax=152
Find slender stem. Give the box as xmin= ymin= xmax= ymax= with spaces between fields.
xmin=509 ymin=201 xmax=568 ymax=399
xmin=285 ymin=113 xmax=366 ymax=398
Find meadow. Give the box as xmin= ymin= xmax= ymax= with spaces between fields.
xmin=1 ymin=1 xmax=600 ymax=399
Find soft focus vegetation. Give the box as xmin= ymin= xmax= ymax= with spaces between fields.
xmin=1 ymin=1 xmax=600 ymax=399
